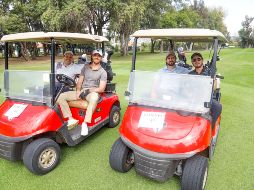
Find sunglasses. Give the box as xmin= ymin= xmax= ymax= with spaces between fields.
xmin=192 ymin=57 xmax=202 ymax=62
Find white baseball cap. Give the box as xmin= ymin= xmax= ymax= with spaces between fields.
xmin=64 ymin=51 xmax=73 ymax=56
xmin=92 ymin=49 xmax=103 ymax=57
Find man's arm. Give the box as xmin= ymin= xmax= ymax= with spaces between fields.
xmin=89 ymin=80 xmax=106 ymax=93
xmin=76 ymin=75 xmax=84 ymax=98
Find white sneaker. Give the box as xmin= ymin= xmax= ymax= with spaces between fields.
xmin=81 ymin=122 xmax=89 ymax=136
xmin=67 ymin=118 xmax=79 ymax=130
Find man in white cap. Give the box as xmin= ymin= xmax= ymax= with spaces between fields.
xmin=57 ymin=49 xmax=107 ymax=136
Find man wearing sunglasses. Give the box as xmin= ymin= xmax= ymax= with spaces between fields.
xmin=189 ymin=52 xmax=222 ymax=128
xmin=189 ymin=52 xmax=209 ymax=75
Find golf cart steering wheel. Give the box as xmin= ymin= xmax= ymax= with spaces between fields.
xmin=56 ymin=74 xmax=76 ymax=88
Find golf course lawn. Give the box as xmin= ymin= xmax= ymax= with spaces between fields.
xmin=0 ymin=48 xmax=253 ymax=190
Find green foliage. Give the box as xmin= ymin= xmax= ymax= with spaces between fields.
xmin=109 ymin=0 xmax=147 ymax=55
xmin=238 ymin=15 xmax=254 ymax=48
xmin=161 ymin=8 xmax=200 ymax=28
xmin=41 ymin=0 xmax=89 ymax=32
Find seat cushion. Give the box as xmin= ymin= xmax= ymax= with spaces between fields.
xmin=68 ymin=100 xmax=88 ymax=109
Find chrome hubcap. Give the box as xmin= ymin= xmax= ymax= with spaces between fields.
xmin=113 ymin=112 xmax=120 ymax=124
xmin=39 ymin=148 xmax=57 ymax=169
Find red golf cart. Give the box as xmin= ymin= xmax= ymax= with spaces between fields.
xmin=0 ymin=32 xmax=120 ymax=175
xmin=109 ymin=29 xmax=227 ymax=190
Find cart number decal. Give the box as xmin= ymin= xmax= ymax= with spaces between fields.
xmin=4 ymin=104 xmax=28 ymax=120
xmin=138 ymin=112 xmax=166 ymax=132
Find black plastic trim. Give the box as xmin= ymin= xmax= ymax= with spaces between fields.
xmin=58 ymin=117 xmax=109 ymax=146
xmin=121 ymin=135 xmax=195 ymax=160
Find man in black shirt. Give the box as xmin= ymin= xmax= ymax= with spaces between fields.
xmin=189 ymin=52 xmax=209 ymax=75
xmin=189 ymin=52 xmax=222 ymax=128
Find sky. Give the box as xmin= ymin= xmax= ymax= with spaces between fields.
xmin=203 ymin=0 xmax=254 ymax=36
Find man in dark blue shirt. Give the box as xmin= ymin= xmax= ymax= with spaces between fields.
xmin=189 ymin=52 xmax=209 ymax=75
xmin=189 ymin=52 xmax=222 ymax=128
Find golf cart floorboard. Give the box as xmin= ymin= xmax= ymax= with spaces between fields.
xmin=67 ymin=118 xmax=109 ymax=145
xmin=69 ymin=126 xmax=82 ymax=141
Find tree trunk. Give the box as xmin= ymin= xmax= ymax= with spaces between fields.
xmin=43 ymin=43 xmax=47 ymax=56
xmin=20 ymin=42 xmax=29 ymax=61
xmin=160 ymin=41 xmax=163 ymax=53
xmin=151 ymin=39 xmax=155 ymax=53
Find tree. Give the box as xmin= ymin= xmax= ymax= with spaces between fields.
xmin=41 ymin=0 xmax=90 ymax=33
xmin=109 ymin=0 xmax=146 ymax=56
xmin=84 ymin=0 xmax=118 ymax=35
xmin=238 ymin=15 xmax=254 ymax=48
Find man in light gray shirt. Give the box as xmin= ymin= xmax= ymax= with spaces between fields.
xmin=160 ymin=52 xmax=189 ymax=74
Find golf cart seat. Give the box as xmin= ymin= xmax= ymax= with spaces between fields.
xmin=68 ymin=100 xmax=88 ymax=109
xmin=68 ymin=96 xmax=103 ymax=109
xmin=101 ymin=61 xmax=116 ymax=93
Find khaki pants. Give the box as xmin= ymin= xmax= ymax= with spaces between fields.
xmin=56 ymin=90 xmax=99 ymax=123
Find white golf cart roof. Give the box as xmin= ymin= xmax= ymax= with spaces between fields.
xmin=0 ymin=32 xmax=108 ymax=43
xmin=92 ymin=35 xmax=109 ymax=42
xmin=132 ymin=28 xmax=227 ymax=42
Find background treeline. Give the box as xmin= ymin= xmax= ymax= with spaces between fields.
xmin=0 ymin=0 xmax=252 ymax=59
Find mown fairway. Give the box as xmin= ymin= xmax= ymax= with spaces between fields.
xmin=0 ymin=48 xmax=253 ymax=190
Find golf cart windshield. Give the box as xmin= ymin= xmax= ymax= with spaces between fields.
xmin=128 ymin=71 xmax=213 ymax=114
xmin=3 ymin=70 xmax=52 ymax=105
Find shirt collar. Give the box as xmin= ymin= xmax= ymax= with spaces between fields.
xmin=88 ymin=62 xmax=102 ymax=71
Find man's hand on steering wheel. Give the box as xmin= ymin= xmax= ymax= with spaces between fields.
xmin=56 ymin=74 xmax=76 ymax=88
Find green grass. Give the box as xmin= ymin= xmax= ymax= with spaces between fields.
xmin=0 ymin=48 xmax=254 ymax=190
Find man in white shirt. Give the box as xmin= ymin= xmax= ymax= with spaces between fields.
xmin=56 ymin=51 xmax=83 ymax=79
xmin=55 ymin=51 xmax=83 ymax=94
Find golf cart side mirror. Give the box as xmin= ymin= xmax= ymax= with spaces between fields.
xmin=204 ymin=102 xmax=211 ymax=108
xmin=124 ymin=91 xmax=131 ymax=96
xmin=216 ymin=74 xmax=224 ymax=79
xmin=221 ymin=43 xmax=228 ymax=48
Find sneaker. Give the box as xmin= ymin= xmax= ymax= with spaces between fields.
xmin=67 ymin=118 xmax=79 ymax=130
xmin=81 ymin=122 xmax=89 ymax=136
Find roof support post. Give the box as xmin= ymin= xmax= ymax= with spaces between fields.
xmin=50 ymin=38 xmax=56 ymax=106
xmin=102 ymin=42 xmax=105 ymax=56
xmin=210 ymin=37 xmax=219 ymax=78
xmin=131 ymin=37 xmax=138 ymax=72
xmin=4 ymin=42 xmax=8 ymax=70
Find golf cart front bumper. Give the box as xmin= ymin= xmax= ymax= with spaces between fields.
xmin=0 ymin=135 xmax=29 ymax=161
xmin=121 ymin=136 xmax=195 ymax=182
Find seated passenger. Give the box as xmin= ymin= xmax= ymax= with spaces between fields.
xmin=55 ymin=51 xmax=83 ymax=93
xmin=57 ymin=49 xmax=107 ymax=136
xmin=77 ymin=54 xmax=87 ymax=64
xmin=189 ymin=52 xmax=222 ymax=127
xmin=160 ymin=52 xmax=189 ymax=74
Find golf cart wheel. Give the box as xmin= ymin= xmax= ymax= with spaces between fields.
xmin=181 ymin=155 xmax=208 ymax=190
xmin=109 ymin=138 xmax=133 ymax=172
xmin=108 ymin=105 xmax=120 ymax=128
xmin=23 ymin=138 xmax=60 ymax=175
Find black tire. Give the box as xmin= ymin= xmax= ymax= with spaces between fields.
xmin=109 ymin=138 xmax=133 ymax=172
xmin=108 ymin=105 xmax=120 ymax=128
xmin=181 ymin=155 xmax=209 ymax=190
xmin=23 ymin=138 xmax=61 ymax=175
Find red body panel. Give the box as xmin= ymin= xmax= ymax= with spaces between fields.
xmin=120 ymin=106 xmax=212 ymax=154
xmin=0 ymin=93 xmax=119 ymax=138
xmin=61 ymin=93 xmax=119 ymax=127
xmin=0 ymin=99 xmax=62 ymax=137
